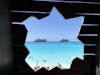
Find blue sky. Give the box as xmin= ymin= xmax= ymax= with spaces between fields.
xmin=23 ymin=7 xmax=84 ymax=42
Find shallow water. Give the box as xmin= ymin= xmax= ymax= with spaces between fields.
xmin=25 ymin=41 xmax=84 ymax=71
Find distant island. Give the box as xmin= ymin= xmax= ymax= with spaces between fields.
xmin=34 ymin=38 xmax=47 ymax=42
xmin=34 ymin=38 xmax=69 ymax=42
xmin=59 ymin=39 xmax=69 ymax=42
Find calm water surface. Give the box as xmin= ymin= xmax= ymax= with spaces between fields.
xmin=25 ymin=42 xmax=84 ymax=70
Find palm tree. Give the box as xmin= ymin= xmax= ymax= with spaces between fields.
xmin=43 ymin=59 xmax=47 ymax=67
xmin=36 ymin=59 xmax=38 ymax=67
xmin=57 ymin=63 xmax=62 ymax=68
xmin=43 ymin=59 xmax=46 ymax=63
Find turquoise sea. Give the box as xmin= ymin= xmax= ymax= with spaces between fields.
xmin=25 ymin=41 xmax=84 ymax=70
